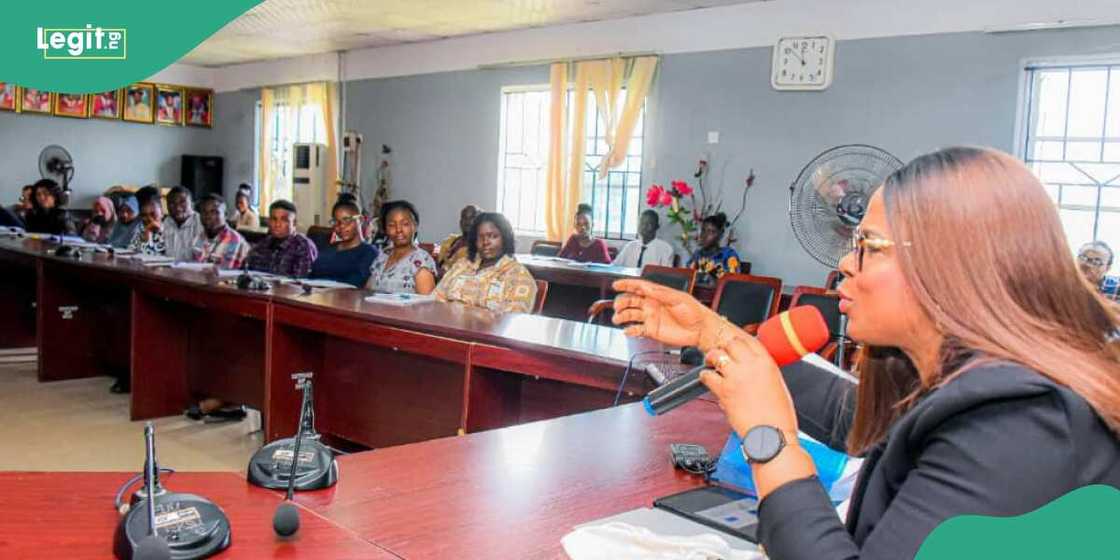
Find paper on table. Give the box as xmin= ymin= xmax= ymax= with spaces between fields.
xmin=171 ymin=262 xmax=217 ymax=271
xmin=363 ymin=293 xmax=437 ymax=306
xmin=285 ymin=278 xmax=356 ymax=290
xmin=564 ymin=509 xmax=760 ymax=560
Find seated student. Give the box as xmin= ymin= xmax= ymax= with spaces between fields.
xmin=310 ymin=198 xmax=378 ymax=287
xmin=366 ymin=200 xmax=436 ymax=294
xmin=437 ymin=204 xmax=481 ymax=273
xmin=80 ymin=196 xmax=118 ymax=244
xmin=162 ymin=186 xmax=203 ymax=261
xmin=557 ymin=203 xmax=611 ymax=263
xmin=436 ymin=212 xmax=538 ymax=314
xmin=24 ymin=179 xmax=75 ymax=235
xmin=229 ymin=184 xmax=260 ymax=229
xmin=613 ymin=209 xmax=675 ymax=268
xmin=134 ymin=185 xmax=161 ymax=210
xmin=688 ymin=212 xmax=741 ymax=285
xmin=129 ymin=198 xmax=167 ymax=255
xmin=1078 ymin=241 xmax=1120 ymax=301
xmin=191 ymin=194 xmax=249 ymax=269
xmin=107 ymin=195 xmax=141 ymax=249
xmin=245 ymin=199 xmax=318 ymax=277
xmin=8 ymin=185 xmax=33 ymax=224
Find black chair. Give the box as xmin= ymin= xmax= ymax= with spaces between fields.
xmin=307 ymin=225 xmax=334 ymax=252
xmin=586 ymin=266 xmax=696 ymax=324
xmin=238 ymin=228 xmax=267 ymax=245
xmin=710 ymin=273 xmax=782 ymax=330
xmin=530 ymin=240 xmax=561 ymax=257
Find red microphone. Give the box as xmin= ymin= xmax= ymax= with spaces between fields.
xmin=642 ymin=306 xmax=829 ymax=415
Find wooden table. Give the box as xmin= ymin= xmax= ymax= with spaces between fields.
xmin=295 ymin=399 xmax=730 ymax=559
xmin=0 ymin=238 xmax=665 ymax=450
xmin=516 ymin=254 xmax=640 ymax=321
xmin=0 ymin=471 xmax=397 ymax=559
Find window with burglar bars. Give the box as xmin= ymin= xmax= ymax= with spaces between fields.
xmin=496 ymin=87 xmax=644 ymax=239
xmin=1021 ymin=62 xmax=1120 ymax=254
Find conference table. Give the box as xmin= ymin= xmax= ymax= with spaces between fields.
xmin=0 ymin=236 xmax=672 ymax=450
xmin=3 ymin=399 xmax=730 ymax=559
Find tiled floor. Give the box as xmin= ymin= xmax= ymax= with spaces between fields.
xmin=0 ymin=357 xmax=261 ymax=472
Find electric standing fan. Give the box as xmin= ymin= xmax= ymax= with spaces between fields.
xmin=39 ymin=144 xmax=75 ymax=203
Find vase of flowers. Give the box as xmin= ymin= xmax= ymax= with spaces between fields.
xmin=646 ymin=158 xmax=756 ymax=252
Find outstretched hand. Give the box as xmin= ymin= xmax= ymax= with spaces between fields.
xmin=611 ymin=279 xmax=720 ymax=348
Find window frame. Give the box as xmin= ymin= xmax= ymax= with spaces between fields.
xmin=495 ymin=84 xmax=646 ymax=240
xmin=1016 ymin=55 xmax=1120 ymax=249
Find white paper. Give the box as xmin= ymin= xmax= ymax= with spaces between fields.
xmin=363 ymin=293 xmax=437 ymax=306
xmin=171 ymin=262 xmax=217 ymax=271
xmin=287 ymin=278 xmax=356 ymax=290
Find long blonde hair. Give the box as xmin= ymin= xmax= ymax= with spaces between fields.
xmin=847 ymin=146 xmax=1120 ymax=453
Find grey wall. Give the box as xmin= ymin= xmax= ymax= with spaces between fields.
xmin=316 ymin=27 xmax=1120 ymax=287
xmin=212 ymin=88 xmax=259 ymax=208
xmin=0 ymin=111 xmax=219 ymax=208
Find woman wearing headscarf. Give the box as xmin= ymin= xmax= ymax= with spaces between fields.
xmin=80 ymin=196 xmax=118 ymax=244
xmin=107 ymin=195 xmax=141 ymax=248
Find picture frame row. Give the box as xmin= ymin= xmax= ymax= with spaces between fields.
xmin=0 ymin=82 xmax=213 ymax=127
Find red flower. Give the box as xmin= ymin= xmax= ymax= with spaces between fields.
xmin=659 ymin=189 xmax=673 ymax=206
xmin=646 ymin=185 xmax=665 ymax=207
xmin=672 ymin=180 xmax=694 ymax=196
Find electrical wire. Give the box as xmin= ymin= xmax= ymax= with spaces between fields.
xmin=614 ymin=350 xmax=672 ymax=406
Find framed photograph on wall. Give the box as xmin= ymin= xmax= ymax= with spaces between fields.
xmin=185 ymin=88 xmax=213 ymax=127
xmin=123 ymin=83 xmax=155 ymax=123
xmin=90 ymin=89 xmax=122 ymax=120
xmin=0 ymin=83 xmax=17 ymax=112
xmin=155 ymin=84 xmax=183 ymax=126
xmin=54 ymin=93 xmax=89 ymax=118
xmin=20 ymin=88 xmax=53 ymax=114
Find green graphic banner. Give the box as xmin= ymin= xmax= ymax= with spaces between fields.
xmin=1 ymin=0 xmax=261 ymax=92
xmin=917 ymin=485 xmax=1120 ymax=559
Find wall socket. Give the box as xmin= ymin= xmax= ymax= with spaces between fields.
xmin=707 ymin=131 xmax=719 ymax=144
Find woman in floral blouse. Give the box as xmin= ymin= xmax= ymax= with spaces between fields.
xmin=129 ymin=198 xmax=167 ymax=255
xmin=436 ymin=212 xmax=537 ymax=313
xmin=366 ymin=200 xmax=436 ymax=294
xmin=688 ymin=212 xmax=741 ymax=285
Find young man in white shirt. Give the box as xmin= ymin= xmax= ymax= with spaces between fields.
xmin=162 ymin=186 xmax=203 ymax=261
xmin=613 ymin=209 xmax=675 ymax=269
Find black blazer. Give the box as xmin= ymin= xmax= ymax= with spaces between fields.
xmin=759 ymin=361 xmax=1120 ymax=559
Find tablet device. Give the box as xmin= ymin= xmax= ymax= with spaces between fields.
xmin=653 ymin=485 xmax=759 ymax=543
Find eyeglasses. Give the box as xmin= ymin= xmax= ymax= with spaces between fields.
xmin=1078 ymin=254 xmax=1108 ymax=268
xmin=850 ymin=228 xmax=910 ymax=272
xmin=329 ymin=215 xmax=361 ymax=227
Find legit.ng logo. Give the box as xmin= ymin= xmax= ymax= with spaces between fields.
xmin=36 ymin=24 xmax=126 ymax=60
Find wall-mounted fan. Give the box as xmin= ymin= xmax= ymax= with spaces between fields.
xmin=39 ymin=144 xmax=75 ymax=196
xmin=789 ymin=144 xmax=904 ymax=269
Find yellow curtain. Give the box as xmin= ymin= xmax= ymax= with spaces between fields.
xmin=258 ymin=87 xmax=276 ymax=211
xmin=544 ymin=62 xmax=571 ymax=241
xmin=595 ymin=56 xmax=658 ymax=177
xmin=305 ymin=82 xmax=339 ymax=206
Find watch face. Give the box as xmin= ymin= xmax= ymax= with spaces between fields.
xmin=743 ymin=426 xmax=785 ymax=463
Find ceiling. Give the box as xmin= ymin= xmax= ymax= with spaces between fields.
xmin=182 ymin=0 xmax=765 ymax=67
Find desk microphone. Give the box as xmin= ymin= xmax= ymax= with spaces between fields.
xmin=642 ymin=306 xmax=830 ymax=416
xmin=114 ymin=423 xmax=231 ymax=559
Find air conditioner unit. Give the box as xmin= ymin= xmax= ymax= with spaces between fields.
xmin=291 ymin=143 xmax=327 ymax=228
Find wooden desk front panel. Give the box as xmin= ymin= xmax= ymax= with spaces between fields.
xmin=37 ymin=259 xmax=130 ymax=382
xmin=0 ymin=247 xmax=36 ymax=348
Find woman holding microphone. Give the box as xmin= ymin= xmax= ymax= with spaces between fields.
xmin=613 ymin=147 xmax=1120 ymax=559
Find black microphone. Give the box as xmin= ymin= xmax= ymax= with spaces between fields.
xmin=272 ymin=394 xmax=307 ymax=537
xmin=114 ymin=424 xmax=232 ymax=559
xmin=135 ymin=423 xmax=171 ymax=560
xmin=248 ymin=373 xmax=338 ymax=494
xmin=642 ymin=307 xmax=830 ymax=416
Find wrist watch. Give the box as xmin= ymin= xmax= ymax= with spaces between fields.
xmin=740 ymin=425 xmax=787 ymax=464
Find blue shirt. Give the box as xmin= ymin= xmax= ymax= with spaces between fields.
xmin=309 ymin=243 xmax=378 ymax=288
xmin=1101 ymin=276 xmax=1120 ymax=301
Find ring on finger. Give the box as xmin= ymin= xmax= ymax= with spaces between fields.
xmin=714 ymin=353 xmax=731 ymax=371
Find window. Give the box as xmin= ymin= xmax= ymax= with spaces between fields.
xmin=1021 ymin=63 xmax=1120 ymax=255
xmin=496 ymin=87 xmax=645 ymax=239
xmin=253 ymin=99 xmax=328 ymax=204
